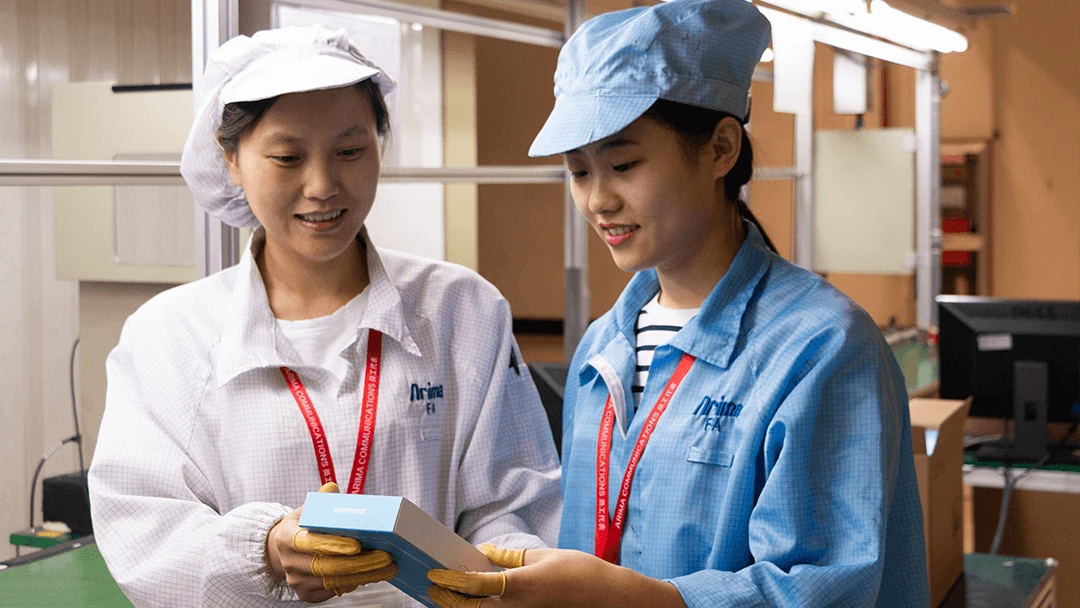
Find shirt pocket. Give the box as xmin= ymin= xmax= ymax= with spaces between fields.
xmin=685 ymin=445 xmax=734 ymax=468
xmin=415 ymin=399 xmax=444 ymax=442
xmin=420 ymin=409 xmax=442 ymax=441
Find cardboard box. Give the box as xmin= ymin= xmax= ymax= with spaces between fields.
xmin=299 ymin=493 xmax=500 ymax=607
xmin=909 ymin=397 xmax=971 ymax=607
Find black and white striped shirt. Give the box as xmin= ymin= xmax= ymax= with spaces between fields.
xmin=633 ymin=294 xmax=700 ymax=408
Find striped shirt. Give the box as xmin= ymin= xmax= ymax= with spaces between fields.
xmin=633 ymin=294 xmax=700 ymax=407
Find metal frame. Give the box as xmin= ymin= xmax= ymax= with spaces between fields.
xmin=0 ymin=0 xmax=949 ymax=356
xmin=284 ymin=0 xmax=564 ymax=48
xmin=759 ymin=4 xmax=943 ymax=329
xmin=915 ymin=66 xmax=943 ymax=328
xmin=562 ymin=0 xmax=588 ymax=361
xmin=192 ymin=0 xmax=242 ymax=279
xmin=793 ymin=109 xmax=815 ymax=269
xmin=0 ymin=160 xmax=568 ymax=186
xmin=0 ymin=160 xmax=187 ymax=186
xmin=0 ymin=159 xmax=807 ymax=187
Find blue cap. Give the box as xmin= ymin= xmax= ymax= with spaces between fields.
xmin=529 ymin=0 xmax=770 ymax=157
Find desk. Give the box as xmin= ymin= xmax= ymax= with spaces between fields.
xmin=963 ymin=453 xmax=1080 ymax=495
xmin=0 ymin=535 xmax=132 ymax=607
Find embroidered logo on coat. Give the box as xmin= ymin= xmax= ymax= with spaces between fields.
xmin=693 ymin=395 xmax=743 ymax=432
xmin=411 ymin=382 xmax=444 ymax=415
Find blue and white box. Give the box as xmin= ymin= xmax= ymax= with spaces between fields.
xmin=299 ymin=493 xmax=500 ymax=607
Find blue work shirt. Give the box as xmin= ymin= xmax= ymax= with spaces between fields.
xmin=559 ymin=224 xmax=929 ymax=607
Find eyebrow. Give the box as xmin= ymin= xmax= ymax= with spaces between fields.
xmin=263 ymin=126 xmax=368 ymax=145
xmin=565 ymin=137 xmax=638 ymax=156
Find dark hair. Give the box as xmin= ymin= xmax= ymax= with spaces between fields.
xmin=642 ymin=99 xmax=778 ymax=254
xmin=217 ymin=78 xmax=391 ymax=152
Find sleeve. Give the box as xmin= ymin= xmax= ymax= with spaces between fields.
xmin=667 ymin=321 xmax=921 ymax=608
xmin=88 ymin=318 xmax=296 ymax=608
xmin=453 ymin=298 xmax=562 ymax=550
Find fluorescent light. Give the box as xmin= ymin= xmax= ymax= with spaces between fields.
xmin=868 ymin=1 xmax=969 ymax=53
xmin=763 ymin=0 xmax=968 ymax=54
xmin=763 ymin=0 xmax=863 ymax=18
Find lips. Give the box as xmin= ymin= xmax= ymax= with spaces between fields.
xmin=295 ymin=209 xmax=345 ymax=222
xmin=600 ymin=223 xmax=638 ymax=247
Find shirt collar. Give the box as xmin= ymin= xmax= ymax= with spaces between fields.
xmin=215 ymin=227 xmax=421 ymax=388
xmin=579 ymin=222 xmax=772 ymax=376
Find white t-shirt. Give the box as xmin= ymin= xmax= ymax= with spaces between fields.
xmin=276 ymin=290 xmax=368 ymax=384
xmin=633 ymin=293 xmax=700 ymax=407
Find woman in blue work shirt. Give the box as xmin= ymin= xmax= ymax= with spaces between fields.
xmin=427 ymin=0 xmax=929 ymax=606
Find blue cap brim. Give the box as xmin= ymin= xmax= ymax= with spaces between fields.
xmin=528 ymin=94 xmax=658 ymax=157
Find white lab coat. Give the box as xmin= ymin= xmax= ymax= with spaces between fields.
xmin=88 ymin=229 xmax=561 ymax=607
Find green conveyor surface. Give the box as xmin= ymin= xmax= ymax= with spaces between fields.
xmin=891 ymin=336 xmax=939 ymax=395
xmin=0 ymin=542 xmax=132 ymax=608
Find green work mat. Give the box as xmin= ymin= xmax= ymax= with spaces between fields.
xmin=0 ymin=543 xmax=132 ymax=608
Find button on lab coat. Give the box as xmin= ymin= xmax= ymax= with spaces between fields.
xmin=558 ymin=224 xmax=929 ymax=608
xmin=89 ymin=230 xmax=561 ymax=607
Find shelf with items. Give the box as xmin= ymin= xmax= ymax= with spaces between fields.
xmin=941 ymin=140 xmax=992 ymax=296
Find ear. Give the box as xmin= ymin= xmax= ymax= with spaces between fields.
xmin=218 ymin=134 xmax=244 ymax=188
xmin=708 ymin=116 xmax=743 ymax=180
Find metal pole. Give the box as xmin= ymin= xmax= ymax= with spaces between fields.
xmin=793 ymin=108 xmax=814 ymax=269
xmin=193 ymin=0 xmax=241 ymax=279
xmin=0 ymin=161 xmax=567 ymax=185
xmin=915 ymin=59 xmax=943 ymax=328
xmin=563 ymin=0 xmax=588 ymax=362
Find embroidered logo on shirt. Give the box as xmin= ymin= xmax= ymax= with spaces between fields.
xmin=693 ymin=395 xmax=743 ymax=432
xmin=411 ymin=382 xmax=444 ymax=415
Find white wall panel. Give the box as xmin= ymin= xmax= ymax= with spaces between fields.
xmin=813 ymin=128 xmax=916 ymax=274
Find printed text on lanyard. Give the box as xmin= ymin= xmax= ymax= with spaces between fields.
xmin=281 ymin=330 xmax=383 ymax=495
xmin=595 ymin=352 xmax=695 ymax=564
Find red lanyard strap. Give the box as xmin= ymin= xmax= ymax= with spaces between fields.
xmin=594 ymin=352 xmax=695 ymax=564
xmin=281 ymin=330 xmax=383 ymax=494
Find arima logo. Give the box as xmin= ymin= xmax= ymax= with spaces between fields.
xmin=333 ymin=507 xmax=366 ymax=515
xmin=693 ymin=395 xmax=743 ymax=432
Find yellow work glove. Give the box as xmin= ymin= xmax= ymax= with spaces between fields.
xmin=293 ymin=482 xmax=398 ymax=596
xmin=426 ymin=544 xmax=526 ymax=608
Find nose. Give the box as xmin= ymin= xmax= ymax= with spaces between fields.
xmin=302 ymin=157 xmax=341 ymax=201
xmin=585 ymin=174 xmax=622 ymax=217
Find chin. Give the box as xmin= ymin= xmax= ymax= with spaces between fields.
xmin=297 ymin=238 xmax=359 ymax=264
xmin=609 ymin=251 xmax=651 ymax=274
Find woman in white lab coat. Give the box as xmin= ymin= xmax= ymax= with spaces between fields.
xmin=87 ymin=25 xmax=560 ymax=608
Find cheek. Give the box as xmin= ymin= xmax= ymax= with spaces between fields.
xmin=236 ymin=161 xmax=295 ymax=222
xmin=644 ymin=175 xmax=713 ymax=231
xmin=569 ymin=183 xmax=590 ymax=215
xmin=347 ymin=158 xmax=382 ymax=206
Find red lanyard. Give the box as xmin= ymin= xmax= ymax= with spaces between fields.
xmin=594 ymin=353 xmax=695 ymax=564
xmin=280 ymin=330 xmax=383 ymax=495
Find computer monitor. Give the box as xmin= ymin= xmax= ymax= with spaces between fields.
xmin=937 ymin=295 xmax=1080 ymax=463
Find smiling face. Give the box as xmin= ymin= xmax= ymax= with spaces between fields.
xmin=564 ymin=115 xmax=743 ymax=277
xmin=221 ymin=85 xmax=381 ymax=267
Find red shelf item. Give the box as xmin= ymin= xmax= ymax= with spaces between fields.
xmin=942 ymin=217 xmax=971 ymax=267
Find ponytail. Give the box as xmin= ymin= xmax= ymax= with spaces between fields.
xmin=736 ymin=199 xmax=778 ymax=254
xmin=643 ymin=100 xmax=779 ymax=254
